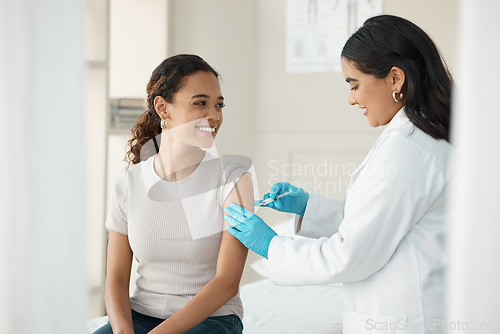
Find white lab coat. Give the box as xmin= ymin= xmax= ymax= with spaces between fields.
xmin=268 ymin=109 xmax=452 ymax=334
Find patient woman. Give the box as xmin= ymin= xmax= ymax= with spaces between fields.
xmin=94 ymin=54 xmax=253 ymax=334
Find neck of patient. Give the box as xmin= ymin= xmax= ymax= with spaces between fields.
xmin=155 ymin=141 xmax=205 ymax=182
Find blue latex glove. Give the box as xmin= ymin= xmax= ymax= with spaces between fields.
xmin=224 ymin=203 xmax=277 ymax=259
xmin=254 ymin=182 xmax=309 ymax=216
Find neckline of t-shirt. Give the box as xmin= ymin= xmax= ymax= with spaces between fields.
xmin=150 ymin=151 xmax=210 ymax=185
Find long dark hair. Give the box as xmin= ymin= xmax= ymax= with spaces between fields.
xmin=125 ymin=54 xmax=219 ymax=164
xmin=341 ymin=15 xmax=452 ymax=142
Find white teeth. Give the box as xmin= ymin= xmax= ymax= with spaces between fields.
xmin=197 ymin=126 xmax=215 ymax=133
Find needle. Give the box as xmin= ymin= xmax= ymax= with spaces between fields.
xmin=258 ymin=191 xmax=291 ymax=206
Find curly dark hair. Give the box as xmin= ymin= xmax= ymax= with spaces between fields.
xmin=125 ymin=54 xmax=219 ymax=164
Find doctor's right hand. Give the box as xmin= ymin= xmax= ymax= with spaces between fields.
xmin=256 ymin=182 xmax=309 ymax=216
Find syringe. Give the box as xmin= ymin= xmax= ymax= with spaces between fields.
xmin=258 ymin=191 xmax=291 ymax=206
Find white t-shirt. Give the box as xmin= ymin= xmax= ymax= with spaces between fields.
xmin=106 ymin=151 xmax=249 ymax=320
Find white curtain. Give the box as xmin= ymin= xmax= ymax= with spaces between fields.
xmin=0 ymin=1 xmax=86 ymax=333
xmin=447 ymin=0 xmax=500 ymax=332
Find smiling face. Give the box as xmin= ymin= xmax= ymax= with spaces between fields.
xmin=341 ymin=57 xmax=404 ymax=127
xmin=155 ymin=70 xmax=224 ymax=149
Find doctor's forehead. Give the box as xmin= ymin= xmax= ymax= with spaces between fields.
xmin=340 ymin=58 xmax=362 ymax=81
xmin=341 ymin=58 xmax=354 ymax=77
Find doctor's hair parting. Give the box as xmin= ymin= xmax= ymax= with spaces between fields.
xmin=125 ymin=54 xmax=219 ymax=165
xmin=341 ymin=15 xmax=452 ymax=142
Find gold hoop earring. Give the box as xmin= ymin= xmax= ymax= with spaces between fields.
xmin=160 ymin=118 xmax=167 ymax=129
xmin=392 ymin=90 xmax=403 ymax=103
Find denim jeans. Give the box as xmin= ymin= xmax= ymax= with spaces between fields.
xmin=93 ymin=309 xmax=243 ymax=334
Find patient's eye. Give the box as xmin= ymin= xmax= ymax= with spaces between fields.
xmin=350 ymin=85 xmax=358 ymax=91
xmin=216 ymin=102 xmax=226 ymax=109
xmin=194 ymin=101 xmax=206 ymax=106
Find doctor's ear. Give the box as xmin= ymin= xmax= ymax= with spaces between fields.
xmin=388 ymin=66 xmax=406 ymax=93
xmin=154 ymin=96 xmax=169 ymax=118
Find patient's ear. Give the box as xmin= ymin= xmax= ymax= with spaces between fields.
xmin=154 ymin=96 xmax=168 ymax=118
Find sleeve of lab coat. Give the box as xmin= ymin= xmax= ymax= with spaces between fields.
xmin=268 ymin=135 xmax=447 ymax=285
xmin=294 ymin=193 xmax=345 ymax=238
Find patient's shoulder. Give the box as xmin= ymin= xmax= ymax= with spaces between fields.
xmin=219 ymin=154 xmax=253 ymax=178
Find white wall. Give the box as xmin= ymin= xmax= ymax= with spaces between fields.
xmin=109 ymin=0 xmax=168 ymax=99
xmin=1 ymin=1 xmax=87 ymax=332
xmin=448 ymin=0 xmax=500 ymax=331
xmin=85 ymin=0 xmax=109 ymax=319
xmin=170 ymin=0 xmax=257 ymax=159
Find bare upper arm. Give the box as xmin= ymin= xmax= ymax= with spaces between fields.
xmin=106 ymin=230 xmax=133 ymax=284
xmin=215 ymin=172 xmax=254 ymax=282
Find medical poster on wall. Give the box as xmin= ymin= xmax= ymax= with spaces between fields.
xmin=286 ymin=0 xmax=383 ymax=73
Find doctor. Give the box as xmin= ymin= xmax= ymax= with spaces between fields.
xmin=224 ymin=15 xmax=452 ymax=334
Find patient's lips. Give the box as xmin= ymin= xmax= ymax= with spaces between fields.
xmin=195 ymin=124 xmax=217 ymax=137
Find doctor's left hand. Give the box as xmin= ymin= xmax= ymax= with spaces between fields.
xmin=224 ymin=203 xmax=277 ymax=259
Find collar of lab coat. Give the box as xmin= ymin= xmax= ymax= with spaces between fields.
xmin=348 ymin=108 xmax=410 ymax=187
xmin=375 ymin=107 xmax=415 ymax=144
xmin=382 ymin=107 xmax=410 ymax=135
